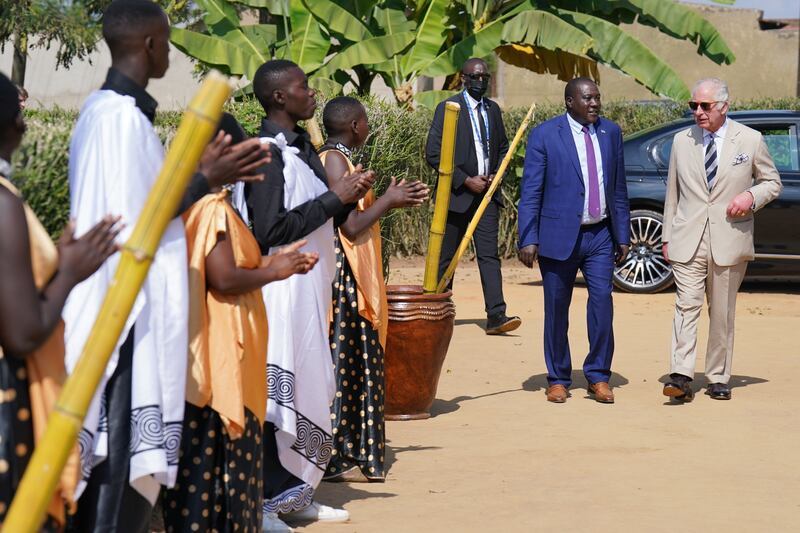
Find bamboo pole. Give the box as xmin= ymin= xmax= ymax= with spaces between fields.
xmin=436 ymin=102 xmax=536 ymax=294
xmin=307 ymin=116 xmax=324 ymax=150
xmin=4 ymin=72 xmax=232 ymax=533
xmin=423 ymin=101 xmax=461 ymax=293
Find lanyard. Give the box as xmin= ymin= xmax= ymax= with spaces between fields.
xmin=463 ymin=91 xmax=490 ymax=151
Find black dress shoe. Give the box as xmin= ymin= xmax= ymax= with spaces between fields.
xmin=706 ymin=383 xmax=731 ymax=400
xmin=663 ymin=373 xmax=694 ymax=402
xmin=485 ymin=313 xmax=521 ymax=335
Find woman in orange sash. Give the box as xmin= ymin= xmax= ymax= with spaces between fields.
xmin=0 ymin=71 xmax=120 ymax=531
xmin=319 ymin=97 xmax=428 ymax=482
xmin=162 ymin=114 xmax=318 ymax=532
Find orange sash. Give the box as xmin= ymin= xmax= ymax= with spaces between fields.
xmin=319 ymin=151 xmax=388 ymax=347
xmin=183 ymin=191 xmax=268 ymax=439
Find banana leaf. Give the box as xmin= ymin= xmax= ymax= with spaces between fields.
xmin=315 ymin=31 xmax=415 ymax=77
xmin=309 ymin=76 xmax=343 ymax=96
xmin=623 ymin=0 xmax=735 ymax=64
xmin=289 ymin=0 xmax=331 ymax=72
xmin=240 ymin=24 xmax=278 ymax=50
xmin=170 ymin=27 xmax=254 ymax=77
xmin=420 ymin=19 xmax=504 ymax=77
xmin=347 ymin=0 xmax=382 ymax=20
xmin=413 ymin=89 xmax=458 ymax=110
xmin=233 ymin=0 xmax=290 ymax=15
xmin=221 ymin=27 xmax=271 ymax=66
xmin=303 ymin=0 xmax=372 ymax=41
xmin=502 ymin=9 xmax=593 ymax=55
xmin=197 ymin=0 xmax=241 ymax=33
xmin=496 ymin=43 xmax=599 ymax=82
xmin=370 ymin=5 xmax=416 ymax=87
xmin=373 ymin=3 xmax=416 ymax=34
xmin=401 ymin=0 xmax=449 ymax=76
xmin=555 ymin=8 xmax=691 ymax=100
xmin=554 ymin=0 xmax=735 ymax=65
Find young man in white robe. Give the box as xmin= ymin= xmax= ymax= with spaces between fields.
xmin=63 ymin=2 xmax=268 ymax=531
xmin=242 ymin=59 xmax=375 ymax=532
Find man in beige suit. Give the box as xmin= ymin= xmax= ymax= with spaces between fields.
xmin=662 ymin=78 xmax=782 ymax=402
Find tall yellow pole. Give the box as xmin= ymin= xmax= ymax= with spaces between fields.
xmin=4 ymin=72 xmax=232 ymax=533
xmin=307 ymin=116 xmax=324 ymax=150
xmin=436 ymin=102 xmax=536 ymax=293
xmin=423 ymin=101 xmax=460 ymax=293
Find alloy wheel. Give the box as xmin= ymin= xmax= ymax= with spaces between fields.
xmin=613 ymin=209 xmax=674 ymax=293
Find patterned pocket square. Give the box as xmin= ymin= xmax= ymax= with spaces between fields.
xmin=732 ymin=153 xmax=750 ymax=166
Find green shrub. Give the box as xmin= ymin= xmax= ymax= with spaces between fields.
xmin=12 ymin=97 xmax=800 ymax=256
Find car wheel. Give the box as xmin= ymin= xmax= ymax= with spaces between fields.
xmin=613 ymin=209 xmax=674 ymax=294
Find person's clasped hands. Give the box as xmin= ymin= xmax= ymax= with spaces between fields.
xmin=464 ymin=174 xmax=489 ymax=194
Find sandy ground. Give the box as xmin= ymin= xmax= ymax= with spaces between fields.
xmin=292 ymin=257 xmax=800 ymax=533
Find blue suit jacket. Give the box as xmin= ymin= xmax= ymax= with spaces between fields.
xmin=517 ymin=114 xmax=631 ymax=261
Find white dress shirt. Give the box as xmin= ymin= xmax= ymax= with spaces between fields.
xmin=566 ymin=113 xmax=606 ymax=224
xmin=464 ymin=91 xmax=490 ymax=176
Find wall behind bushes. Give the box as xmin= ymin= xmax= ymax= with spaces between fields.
xmin=13 ymin=97 xmax=800 ymax=259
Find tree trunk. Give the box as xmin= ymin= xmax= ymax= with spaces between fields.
xmin=12 ymin=32 xmax=27 ymax=87
xmin=354 ymin=65 xmax=375 ymax=96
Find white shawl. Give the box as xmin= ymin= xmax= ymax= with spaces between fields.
xmin=63 ymin=90 xmax=188 ymax=504
xmin=238 ymin=133 xmax=336 ymax=496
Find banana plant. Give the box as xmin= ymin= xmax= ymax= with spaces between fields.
xmin=407 ymin=0 xmax=737 ymax=106
xmin=171 ymin=0 xmax=736 ymax=106
xmin=169 ymin=0 xmax=273 ymax=80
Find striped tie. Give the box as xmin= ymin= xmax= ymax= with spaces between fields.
xmin=705 ymin=136 xmax=718 ymax=189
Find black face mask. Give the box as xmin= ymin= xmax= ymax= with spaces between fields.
xmin=465 ymin=77 xmax=489 ymax=100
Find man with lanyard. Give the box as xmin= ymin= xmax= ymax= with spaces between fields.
xmin=425 ymin=57 xmax=520 ymax=335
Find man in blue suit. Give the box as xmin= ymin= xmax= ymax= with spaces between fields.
xmin=518 ymin=78 xmax=630 ymax=404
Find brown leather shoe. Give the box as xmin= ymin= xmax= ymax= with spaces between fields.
xmin=546 ymin=384 xmax=569 ymax=403
xmin=587 ymin=382 xmax=615 ymax=403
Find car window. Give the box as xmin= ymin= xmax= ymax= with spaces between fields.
xmin=753 ymin=126 xmax=799 ymax=172
xmin=654 ymin=124 xmax=800 ymax=171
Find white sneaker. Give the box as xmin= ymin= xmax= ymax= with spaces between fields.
xmin=262 ymin=511 xmax=294 ymax=533
xmin=281 ymin=501 xmax=350 ymax=523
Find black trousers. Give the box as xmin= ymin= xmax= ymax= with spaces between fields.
xmin=262 ymin=421 xmax=306 ymax=509
xmin=69 ymin=328 xmax=152 ymax=533
xmin=437 ymin=200 xmax=506 ymax=317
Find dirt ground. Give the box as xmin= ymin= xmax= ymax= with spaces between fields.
xmin=294 ymin=257 xmax=800 ymax=533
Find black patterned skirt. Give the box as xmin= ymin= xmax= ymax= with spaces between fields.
xmin=162 ymin=403 xmax=263 ymax=532
xmin=0 ymin=355 xmax=59 ymax=531
xmin=0 ymin=355 xmax=34 ymax=524
xmin=325 ymin=239 xmax=386 ymax=481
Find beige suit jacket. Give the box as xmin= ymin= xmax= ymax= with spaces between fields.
xmin=663 ymin=119 xmax=783 ymax=266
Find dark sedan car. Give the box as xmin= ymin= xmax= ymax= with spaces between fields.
xmin=615 ymin=110 xmax=800 ymax=293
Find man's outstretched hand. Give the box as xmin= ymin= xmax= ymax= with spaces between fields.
xmin=199 ymin=132 xmax=271 ymax=189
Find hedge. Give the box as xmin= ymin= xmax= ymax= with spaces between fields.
xmin=12 ymin=96 xmax=800 ymax=259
